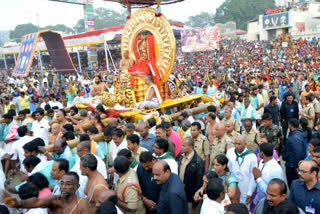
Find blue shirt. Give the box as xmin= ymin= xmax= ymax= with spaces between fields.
xmin=136 ymin=164 xmax=161 ymax=214
xmin=207 ymin=86 xmax=214 ymax=95
xmin=264 ymin=104 xmax=280 ymax=125
xmin=52 ymin=146 xmax=76 ymax=170
xmin=157 ymin=173 xmax=188 ymax=214
xmin=251 ymin=95 xmax=260 ymax=109
xmin=140 ymin=134 xmax=156 ymax=152
xmin=289 ymin=180 xmax=320 ymax=214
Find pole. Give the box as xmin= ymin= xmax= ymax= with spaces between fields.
xmin=3 ymin=55 xmax=7 ymax=70
xmin=104 ymin=40 xmax=110 ymax=73
xmin=77 ymin=48 xmax=82 ymax=74
xmin=105 ymin=42 xmax=116 ymax=72
xmin=36 ymin=13 xmax=40 ymax=32
xmin=38 ymin=51 xmax=43 ymax=78
xmin=13 ymin=54 xmax=17 ymax=65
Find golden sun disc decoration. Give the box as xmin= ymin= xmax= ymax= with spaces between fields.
xmin=121 ymin=7 xmax=176 ymax=85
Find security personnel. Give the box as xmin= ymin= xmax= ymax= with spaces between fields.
xmin=259 ymin=113 xmax=283 ymax=154
xmin=243 ymin=119 xmax=261 ymax=152
xmin=225 ymin=120 xmax=241 ymax=142
xmin=300 ymin=95 xmax=315 ymax=129
xmin=190 ymin=122 xmax=210 ymax=172
xmin=210 ymin=123 xmax=234 ymax=166
xmin=114 ymin=156 xmax=145 ymax=214
xmin=280 ymin=92 xmax=299 ymax=141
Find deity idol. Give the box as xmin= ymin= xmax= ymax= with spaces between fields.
xmin=128 ymin=32 xmax=162 ymax=97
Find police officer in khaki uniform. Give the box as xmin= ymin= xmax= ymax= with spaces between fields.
xmin=191 ymin=121 xmax=210 ymax=172
xmin=114 ymin=156 xmax=146 ymax=214
xmin=222 ymin=107 xmax=240 ymax=133
xmin=210 ymin=123 xmax=234 ymax=166
xmin=300 ymin=95 xmax=315 ymax=129
xmin=309 ymin=93 xmax=320 ymax=128
xmin=225 ymin=120 xmax=241 ymax=142
xmin=259 ymin=113 xmax=283 ymax=154
xmin=243 ymin=119 xmax=261 ymax=152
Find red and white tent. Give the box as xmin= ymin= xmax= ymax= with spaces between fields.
xmin=0 ymin=23 xmax=184 ymax=55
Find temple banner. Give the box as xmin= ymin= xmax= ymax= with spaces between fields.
xmin=13 ymin=33 xmax=38 ymax=77
xmin=13 ymin=30 xmax=76 ymax=77
xmin=180 ymin=26 xmax=219 ymax=53
xmin=262 ymin=12 xmax=289 ymax=30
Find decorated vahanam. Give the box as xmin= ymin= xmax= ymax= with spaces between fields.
xmin=119 ymin=7 xmax=177 ymax=109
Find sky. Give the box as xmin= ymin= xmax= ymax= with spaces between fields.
xmin=0 ymin=0 xmax=225 ymax=31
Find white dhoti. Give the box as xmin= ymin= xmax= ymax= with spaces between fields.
xmin=136 ymin=97 xmax=160 ymax=109
xmin=137 ymin=84 xmax=162 ymax=110
xmin=3 ymin=141 xmax=17 ymax=160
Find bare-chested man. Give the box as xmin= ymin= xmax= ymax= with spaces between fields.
xmin=56 ymin=109 xmax=69 ymax=127
xmin=91 ymin=76 xmax=106 ymax=97
xmin=119 ymin=51 xmax=133 ymax=71
xmin=94 ymin=189 xmax=117 ymax=208
xmin=206 ymin=112 xmax=217 ymax=145
xmin=49 ymin=123 xmax=61 ymax=145
xmin=3 ymin=172 xmax=89 ymax=214
xmin=67 ymin=109 xmax=91 ymax=132
xmin=80 ymin=154 xmax=108 ymax=213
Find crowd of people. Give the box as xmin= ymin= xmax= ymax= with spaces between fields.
xmin=0 ymin=36 xmax=319 ymax=214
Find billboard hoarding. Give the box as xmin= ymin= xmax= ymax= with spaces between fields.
xmin=181 ymin=26 xmax=219 ymax=53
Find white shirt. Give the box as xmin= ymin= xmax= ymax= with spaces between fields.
xmin=50 ymin=101 xmax=63 ymax=109
xmin=11 ymin=135 xmax=35 ymax=172
xmin=42 ymin=77 xmax=48 ymax=84
xmin=254 ymin=158 xmax=284 ymax=204
xmin=200 ymin=198 xmax=224 ymax=214
xmin=29 ymin=159 xmax=50 ymax=176
xmin=71 ymin=153 xmax=107 ymax=198
xmin=25 ymin=208 xmax=48 ymax=214
xmin=82 ymin=79 xmax=91 ymax=88
xmin=0 ymin=148 xmax=6 ymax=191
xmin=112 ymin=140 xmax=127 ymax=161
xmin=226 ymin=147 xmax=257 ymax=203
xmin=164 ymin=158 xmax=178 ymax=175
xmin=156 ymin=153 xmax=178 ymax=175
xmin=32 ymin=118 xmax=50 ymax=145
xmin=40 ymin=102 xmax=51 ymax=109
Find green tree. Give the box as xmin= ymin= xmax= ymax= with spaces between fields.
xmin=185 ymin=12 xmax=215 ymax=27
xmin=9 ymin=23 xmax=38 ymax=42
xmin=0 ymin=31 xmax=10 ymax=47
xmin=74 ymin=18 xmax=85 ymax=33
xmin=73 ymin=8 xmax=126 ymax=33
xmin=42 ymin=24 xmax=75 ymax=34
xmin=215 ymin=0 xmax=275 ymax=30
xmin=94 ymin=8 xmax=126 ymax=30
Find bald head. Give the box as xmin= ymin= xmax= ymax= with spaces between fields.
xmin=181 ymin=120 xmax=191 ymax=131
xmin=224 ymin=120 xmax=234 ymax=133
xmin=298 ymin=160 xmax=319 ymax=181
xmin=54 ymin=139 xmax=67 ymax=155
xmin=56 ymin=110 xmax=65 ymax=122
xmin=235 ymin=135 xmax=246 ymax=153
xmin=95 ymin=190 xmax=117 ymax=208
xmin=76 ymin=140 xmax=91 ymax=158
xmin=51 ymin=123 xmax=60 ymax=135
xmin=300 ymin=160 xmax=318 ymax=171
xmin=153 ymin=160 xmax=171 ymax=184
xmin=137 ymin=122 xmax=148 ymax=138
xmin=181 ymin=137 xmax=194 ymax=154
xmin=107 ymin=118 xmax=118 ymax=127
xmin=215 ymin=123 xmax=226 ymax=138
xmin=137 ymin=122 xmax=148 ymax=130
